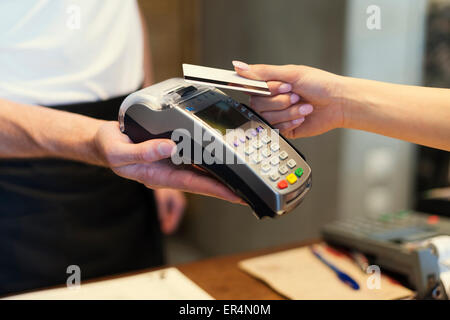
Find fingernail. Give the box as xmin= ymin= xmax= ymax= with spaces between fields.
xmin=158 ymin=142 xmax=175 ymax=157
xmin=299 ymin=104 xmax=313 ymax=116
xmin=232 ymin=60 xmax=249 ymax=71
xmin=279 ymin=83 xmax=292 ymax=93
xmin=290 ymin=93 xmax=300 ymax=104
xmin=292 ymin=117 xmax=305 ymax=125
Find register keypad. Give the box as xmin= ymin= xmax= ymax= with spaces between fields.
xmin=279 ymin=151 xmax=288 ymax=160
xmin=287 ymin=159 xmax=296 ymax=169
xmin=253 ymin=140 xmax=263 ymax=149
xmin=262 ymin=135 xmax=271 ymax=144
xmin=270 ymin=143 xmax=280 ymax=152
xmin=230 ymin=120 xmax=305 ymax=191
xmin=269 ymin=172 xmax=280 ymax=181
xmin=278 ymin=165 xmax=288 ymax=175
xmin=262 ymin=148 xmax=272 ymax=158
xmin=252 ymin=154 xmax=263 ymax=164
xmin=245 ymin=146 xmax=254 ymax=155
xmin=270 ymin=157 xmax=280 ymax=166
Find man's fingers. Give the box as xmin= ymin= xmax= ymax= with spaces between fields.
xmin=173 ymin=192 xmax=187 ymax=212
xmin=111 ymin=139 xmax=176 ymax=166
xmin=115 ymin=161 xmax=243 ymax=204
xmin=156 ymin=195 xmax=168 ymax=220
xmin=163 ymin=169 xmax=241 ymax=203
xmin=166 ymin=197 xmax=185 ymax=234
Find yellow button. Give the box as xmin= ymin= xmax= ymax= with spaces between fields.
xmin=286 ymin=173 xmax=297 ymax=184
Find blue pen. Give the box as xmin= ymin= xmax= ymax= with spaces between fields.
xmin=310 ymin=246 xmax=360 ymax=290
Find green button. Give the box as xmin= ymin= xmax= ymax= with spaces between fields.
xmin=295 ymin=167 xmax=304 ymax=177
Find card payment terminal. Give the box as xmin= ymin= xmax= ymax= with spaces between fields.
xmin=118 ymin=78 xmax=312 ymax=218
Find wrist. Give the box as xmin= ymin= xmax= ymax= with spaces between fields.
xmin=47 ymin=116 xmax=106 ymax=166
xmin=335 ymin=76 xmax=365 ymax=130
xmin=88 ymin=120 xmax=111 ymax=167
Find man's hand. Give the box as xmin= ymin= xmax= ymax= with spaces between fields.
xmin=94 ymin=121 xmax=242 ymax=203
xmin=154 ymin=189 xmax=186 ymax=235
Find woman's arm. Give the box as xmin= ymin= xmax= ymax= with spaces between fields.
xmin=232 ymin=62 xmax=450 ymax=151
xmin=342 ymin=77 xmax=450 ymax=151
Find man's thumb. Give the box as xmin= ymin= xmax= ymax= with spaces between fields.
xmin=120 ymin=139 xmax=176 ymax=165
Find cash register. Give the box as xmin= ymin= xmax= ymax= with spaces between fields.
xmin=323 ymin=211 xmax=450 ymax=299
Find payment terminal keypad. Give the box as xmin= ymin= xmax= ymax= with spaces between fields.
xmin=225 ymin=99 xmax=307 ymax=193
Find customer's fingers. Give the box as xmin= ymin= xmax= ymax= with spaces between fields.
xmin=260 ymin=103 xmax=311 ymax=125
xmin=233 ymin=61 xmax=300 ymax=83
xmin=251 ymin=93 xmax=300 ymax=112
xmin=266 ymin=81 xmax=292 ymax=95
xmin=273 ymin=118 xmax=305 ymax=133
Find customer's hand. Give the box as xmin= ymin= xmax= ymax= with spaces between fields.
xmin=154 ymin=189 xmax=186 ymax=235
xmin=94 ymin=121 xmax=242 ymax=203
xmin=233 ymin=61 xmax=346 ymax=139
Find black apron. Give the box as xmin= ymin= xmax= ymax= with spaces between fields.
xmin=0 ymin=94 xmax=163 ymax=295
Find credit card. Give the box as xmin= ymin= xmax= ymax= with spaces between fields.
xmin=182 ymin=63 xmax=271 ymax=96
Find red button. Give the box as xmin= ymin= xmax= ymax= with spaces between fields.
xmin=277 ymin=180 xmax=288 ymax=189
xmin=427 ymin=215 xmax=439 ymax=225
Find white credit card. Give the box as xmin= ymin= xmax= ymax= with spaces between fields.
xmin=182 ymin=63 xmax=271 ymax=95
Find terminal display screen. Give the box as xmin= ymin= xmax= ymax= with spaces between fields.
xmin=195 ymin=101 xmax=248 ymax=135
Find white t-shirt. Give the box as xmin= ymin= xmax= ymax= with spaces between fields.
xmin=0 ymin=0 xmax=144 ymax=106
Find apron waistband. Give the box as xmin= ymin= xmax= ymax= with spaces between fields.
xmin=46 ymin=93 xmax=129 ymax=120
